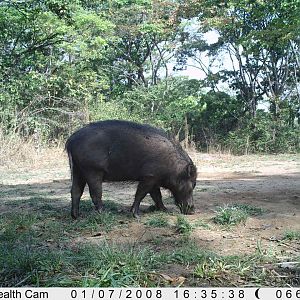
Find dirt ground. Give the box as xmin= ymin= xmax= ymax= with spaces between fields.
xmin=101 ymin=153 xmax=300 ymax=259
xmin=1 ymin=151 xmax=299 ymax=258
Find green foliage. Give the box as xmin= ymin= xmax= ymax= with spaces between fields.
xmin=224 ymin=111 xmax=300 ymax=154
xmin=0 ymin=0 xmax=298 ymax=154
xmin=0 ymin=0 xmax=113 ymax=139
xmin=162 ymin=240 xmax=214 ymax=265
xmin=193 ymin=91 xmax=244 ymax=150
xmin=176 ymin=0 xmax=300 ymax=153
xmin=229 ymin=204 xmax=264 ymax=216
xmin=192 ymin=219 xmax=211 ymax=229
xmin=193 ymin=254 xmax=276 ymax=282
xmin=118 ymin=77 xmax=206 ymax=137
xmin=72 ymin=244 xmax=159 ymax=287
xmin=89 ymin=100 xmax=144 ymax=124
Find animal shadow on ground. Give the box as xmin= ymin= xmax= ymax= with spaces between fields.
xmin=0 ymin=172 xmax=299 ymax=219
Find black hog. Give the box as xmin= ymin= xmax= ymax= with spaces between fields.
xmin=65 ymin=120 xmax=197 ymax=219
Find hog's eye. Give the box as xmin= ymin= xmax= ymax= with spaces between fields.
xmin=192 ymin=181 xmax=196 ymax=189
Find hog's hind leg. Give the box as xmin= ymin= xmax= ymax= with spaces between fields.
xmin=71 ymin=165 xmax=86 ymax=219
xmin=150 ymin=187 xmax=167 ymax=212
xmin=85 ymin=171 xmax=104 ymax=213
xmin=131 ymin=180 xmax=156 ymax=218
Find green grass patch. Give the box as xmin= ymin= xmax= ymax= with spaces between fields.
xmin=74 ymin=211 xmax=119 ymax=233
xmin=194 ymin=257 xmax=230 ymax=279
xmin=213 ymin=203 xmax=264 ymax=226
xmin=174 ymin=216 xmax=210 ymax=235
xmin=213 ymin=205 xmax=247 ymax=225
xmin=193 ymin=254 xmax=271 ymax=283
xmin=175 ymin=216 xmax=193 ymax=235
xmin=145 ymin=214 xmax=170 ymax=228
xmin=0 ymin=209 xmax=159 ymax=287
xmin=160 ymin=240 xmax=282 ymax=285
xmin=103 ymin=200 xmax=124 ymax=213
xmin=192 ymin=219 xmax=211 ymax=229
xmin=0 ymin=211 xmax=297 ymax=287
xmin=282 ymin=230 xmax=300 ymax=241
xmin=161 ymin=240 xmax=216 ymax=265
xmin=64 ymin=244 xmax=161 ymax=287
xmin=231 ymin=203 xmax=264 ymax=216
xmin=0 ymin=242 xmax=162 ymax=287
xmin=0 ymin=198 xmax=298 ymax=287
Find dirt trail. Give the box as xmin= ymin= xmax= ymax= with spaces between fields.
xmin=0 ymin=153 xmax=299 ymax=256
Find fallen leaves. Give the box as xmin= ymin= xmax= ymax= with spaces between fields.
xmin=149 ymin=272 xmax=186 ymax=286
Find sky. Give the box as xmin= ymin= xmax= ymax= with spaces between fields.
xmin=175 ymin=31 xmax=221 ymax=80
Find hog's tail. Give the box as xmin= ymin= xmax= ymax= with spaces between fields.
xmin=65 ymin=139 xmax=73 ymax=183
xmin=67 ymin=151 xmax=73 ymax=181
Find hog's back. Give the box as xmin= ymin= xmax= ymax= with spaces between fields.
xmin=66 ymin=120 xmax=180 ymax=181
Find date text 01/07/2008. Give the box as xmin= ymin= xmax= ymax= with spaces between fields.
xmin=1 ymin=288 xmax=300 ymax=300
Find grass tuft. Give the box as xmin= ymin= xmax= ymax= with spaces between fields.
xmin=175 ymin=216 xmax=193 ymax=234
xmin=145 ymin=214 xmax=170 ymax=228
xmin=213 ymin=203 xmax=264 ymax=226
xmin=231 ymin=203 xmax=264 ymax=216
xmin=282 ymin=230 xmax=300 ymax=241
xmin=192 ymin=219 xmax=211 ymax=229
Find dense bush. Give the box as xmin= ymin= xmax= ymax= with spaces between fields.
xmin=224 ymin=111 xmax=300 ymax=154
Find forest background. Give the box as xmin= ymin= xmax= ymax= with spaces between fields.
xmin=1 ymin=0 xmax=299 ymax=154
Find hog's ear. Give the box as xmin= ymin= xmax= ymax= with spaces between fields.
xmin=186 ymin=164 xmax=197 ymax=178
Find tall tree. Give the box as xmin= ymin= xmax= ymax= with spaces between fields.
xmin=0 ymin=0 xmax=113 ymax=135
xmin=177 ymin=0 xmax=300 ymax=119
xmin=96 ymin=0 xmax=181 ymax=93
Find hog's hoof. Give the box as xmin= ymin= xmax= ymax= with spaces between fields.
xmin=182 ymin=209 xmax=195 ymax=215
xmin=159 ymin=206 xmax=168 ymax=212
xmin=148 ymin=205 xmax=168 ymax=213
xmin=131 ymin=209 xmax=141 ymax=220
xmin=71 ymin=211 xmax=79 ymax=220
xmin=181 ymin=205 xmax=195 ymax=215
xmin=132 ymin=212 xmax=140 ymax=219
xmin=130 ymin=205 xmax=140 ymax=218
xmin=94 ymin=207 xmax=103 ymax=214
xmin=183 ymin=211 xmax=195 ymax=215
